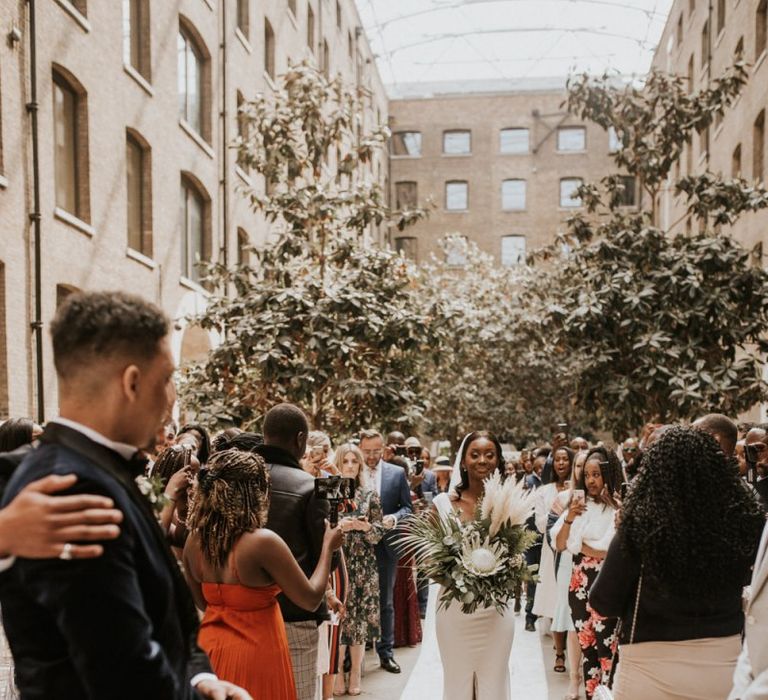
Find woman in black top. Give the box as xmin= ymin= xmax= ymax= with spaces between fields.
xmin=590 ymin=425 xmax=764 ymax=700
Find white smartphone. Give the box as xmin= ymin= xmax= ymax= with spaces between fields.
xmin=572 ymin=489 xmax=585 ymax=505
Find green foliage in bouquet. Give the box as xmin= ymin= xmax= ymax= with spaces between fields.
xmin=399 ymin=475 xmax=539 ymax=615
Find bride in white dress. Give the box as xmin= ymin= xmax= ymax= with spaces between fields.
xmin=432 ymin=431 xmax=517 ymax=700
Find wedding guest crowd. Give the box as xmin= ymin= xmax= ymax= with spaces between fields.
xmin=1 ymin=288 xmax=768 ymax=700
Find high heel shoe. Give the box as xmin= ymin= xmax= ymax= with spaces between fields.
xmin=348 ymin=667 xmax=362 ymax=696
xmin=554 ymin=653 xmax=566 ymax=673
xmin=333 ymin=674 xmax=347 ymax=696
xmin=563 ymin=674 xmax=581 ymax=699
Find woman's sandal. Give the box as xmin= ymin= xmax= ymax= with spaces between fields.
xmin=554 ymin=653 xmax=567 ymax=673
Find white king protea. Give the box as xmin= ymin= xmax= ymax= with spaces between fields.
xmin=480 ymin=472 xmax=534 ymax=537
xmin=460 ymin=530 xmax=507 ymax=578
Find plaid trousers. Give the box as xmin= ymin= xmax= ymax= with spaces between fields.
xmin=285 ymin=620 xmax=321 ymax=700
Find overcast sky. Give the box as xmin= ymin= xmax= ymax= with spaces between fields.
xmin=356 ymin=0 xmax=675 ymax=88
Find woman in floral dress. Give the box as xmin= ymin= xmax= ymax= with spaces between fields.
xmin=333 ymin=443 xmax=384 ymax=696
xmin=551 ymin=447 xmax=622 ymax=699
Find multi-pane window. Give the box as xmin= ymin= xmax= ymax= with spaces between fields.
xmin=755 ymin=110 xmax=765 ymax=182
xmin=557 ymin=127 xmax=586 ymax=152
xmin=307 ymin=4 xmax=315 ymax=51
xmin=53 ymin=75 xmax=78 ymax=215
xmin=608 ymin=126 xmax=622 ymax=153
xmin=732 ymin=143 xmax=742 ymax=177
xmin=501 ymin=179 xmax=526 ymax=210
xmin=122 ymin=0 xmax=150 ymax=80
xmin=336 ymin=0 xmax=342 ymax=28
xmin=322 ymin=40 xmax=330 ymax=79
xmin=395 ymin=181 xmax=418 ymax=209
xmin=701 ymin=19 xmax=710 ymax=68
xmin=443 ymin=130 xmax=471 ymax=155
xmin=265 ymin=20 xmax=276 ymax=79
xmin=395 ymin=237 xmax=417 ymax=261
xmin=735 ymin=36 xmax=744 ymax=60
xmin=237 ymin=228 xmax=250 ymax=266
xmin=237 ymin=0 xmax=249 ymax=40
xmin=445 ymin=181 xmax=468 ymax=210
xmin=180 ymin=176 xmax=210 ymax=283
xmin=178 ymin=29 xmax=203 ymax=135
xmin=53 ymin=69 xmax=89 ymax=222
xmin=559 ymin=178 xmax=583 ymax=207
xmin=758 ymin=0 xmax=768 ymax=59
xmin=500 ymin=128 xmax=529 ymax=154
xmin=501 ymin=235 xmax=526 ymax=267
xmin=236 ymin=91 xmax=248 ymax=171
xmin=677 ymin=14 xmax=683 ymax=47
xmin=126 ymin=131 xmax=152 ymax=256
xmin=716 ymin=0 xmax=725 ymax=35
xmin=687 ymin=55 xmax=695 ymax=92
xmin=391 ymin=131 xmax=422 ymax=157
xmin=618 ymin=176 xmax=636 ymax=208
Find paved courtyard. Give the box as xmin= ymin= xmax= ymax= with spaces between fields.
xmin=355 ymin=586 xmax=571 ymax=700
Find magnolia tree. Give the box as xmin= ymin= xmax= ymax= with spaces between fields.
xmin=180 ymin=64 xmax=437 ymax=436
xmin=527 ymin=63 xmax=768 ymax=437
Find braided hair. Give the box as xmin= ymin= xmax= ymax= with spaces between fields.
xmin=153 ymin=444 xmax=194 ymax=484
xmin=575 ymin=445 xmax=623 ymax=507
xmin=186 ymin=449 xmax=271 ymax=570
xmin=619 ymin=425 xmax=765 ymax=599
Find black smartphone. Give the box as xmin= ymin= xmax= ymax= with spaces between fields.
xmin=414 ymin=459 xmax=425 ymax=475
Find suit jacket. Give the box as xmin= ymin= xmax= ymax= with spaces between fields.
xmin=420 ymin=468 xmax=437 ymax=496
xmin=0 ymin=423 xmax=210 ymax=700
xmin=375 ymin=461 xmax=412 ymax=556
xmin=730 ymin=521 xmax=768 ymax=700
xmin=255 ymin=444 xmax=332 ymax=624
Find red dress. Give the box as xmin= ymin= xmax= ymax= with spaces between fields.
xmin=199 ymin=582 xmax=297 ymax=699
xmin=393 ymin=490 xmax=423 ymax=647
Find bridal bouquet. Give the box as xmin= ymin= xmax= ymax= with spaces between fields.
xmin=399 ymin=473 xmax=538 ymax=615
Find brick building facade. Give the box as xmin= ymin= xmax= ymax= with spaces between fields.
xmin=0 ymin=0 xmax=387 ymax=420
xmin=386 ymin=79 xmax=623 ymax=265
xmin=651 ymin=0 xmax=768 ymax=251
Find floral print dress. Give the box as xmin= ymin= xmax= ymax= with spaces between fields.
xmin=340 ymin=488 xmax=384 ymax=645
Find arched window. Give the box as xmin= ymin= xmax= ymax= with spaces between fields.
xmin=758 ymin=0 xmax=768 ymax=60
xmin=122 ymin=0 xmax=151 ymax=80
xmin=264 ymin=19 xmax=276 ymax=80
xmin=237 ymin=228 xmax=250 ymax=266
xmin=126 ymin=129 xmax=152 ymax=256
xmin=236 ymin=0 xmax=249 ymax=40
xmin=236 ymin=91 xmax=249 ymax=171
xmin=178 ymin=17 xmax=211 ymax=141
xmin=754 ymin=110 xmax=765 ymax=183
xmin=52 ymin=65 xmax=90 ymax=223
xmin=180 ymin=173 xmax=212 ymax=284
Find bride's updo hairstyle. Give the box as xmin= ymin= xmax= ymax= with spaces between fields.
xmin=455 ymin=430 xmax=505 ymax=499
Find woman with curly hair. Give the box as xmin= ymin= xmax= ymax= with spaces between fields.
xmin=551 ymin=446 xmax=623 ymax=699
xmin=183 ymin=449 xmax=343 ymax=700
xmin=590 ymin=425 xmax=765 ymax=700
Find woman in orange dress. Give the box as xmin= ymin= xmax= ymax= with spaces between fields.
xmin=183 ymin=449 xmax=343 ymax=699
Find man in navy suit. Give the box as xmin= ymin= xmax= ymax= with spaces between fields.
xmin=0 ymin=291 xmax=249 ymax=700
xmin=359 ymin=428 xmax=412 ymax=674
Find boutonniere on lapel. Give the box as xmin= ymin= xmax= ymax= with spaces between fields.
xmin=136 ymin=473 xmax=171 ymax=515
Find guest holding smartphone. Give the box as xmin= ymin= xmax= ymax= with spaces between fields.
xmin=551 ymin=447 xmax=623 ymax=699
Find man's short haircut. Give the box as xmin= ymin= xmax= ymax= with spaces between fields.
xmin=50 ymin=291 xmax=169 ymax=380
xmin=359 ymin=429 xmax=382 ymax=442
xmin=262 ymin=403 xmax=308 ymax=445
xmin=695 ymin=413 xmax=738 ymax=454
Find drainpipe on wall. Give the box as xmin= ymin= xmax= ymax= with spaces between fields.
xmin=220 ymin=0 xmax=229 ymax=271
xmin=26 ymin=0 xmax=45 ymax=424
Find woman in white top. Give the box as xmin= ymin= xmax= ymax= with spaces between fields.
xmin=532 ymin=447 xmax=574 ymax=673
xmin=551 ymin=447 xmax=622 ymax=700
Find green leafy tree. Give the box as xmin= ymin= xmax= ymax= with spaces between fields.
xmin=418 ymin=236 xmax=592 ymax=448
xmin=180 ymin=63 xmax=435 ymax=435
xmin=528 ymin=64 xmax=768 ymax=437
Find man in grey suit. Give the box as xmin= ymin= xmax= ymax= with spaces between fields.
xmin=730 ymin=519 xmax=768 ymax=699
xmin=359 ymin=429 xmax=412 ymax=674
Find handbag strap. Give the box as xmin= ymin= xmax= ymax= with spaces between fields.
xmin=628 ymin=568 xmax=643 ymax=644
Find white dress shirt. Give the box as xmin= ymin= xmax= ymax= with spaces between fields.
xmin=366 ymin=459 xmax=384 ymax=496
